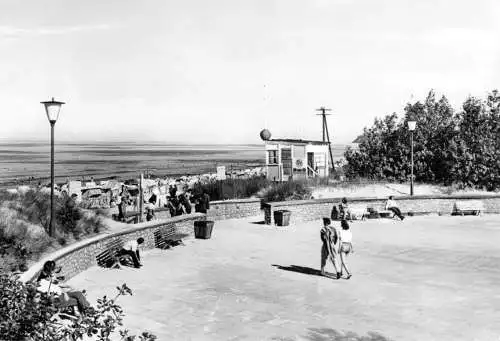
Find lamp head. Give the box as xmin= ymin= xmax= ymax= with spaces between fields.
xmin=407 ymin=120 xmax=417 ymax=131
xmin=41 ymin=97 xmax=65 ymax=123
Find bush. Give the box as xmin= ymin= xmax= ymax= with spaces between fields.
xmin=0 ymin=189 xmax=108 ymax=271
xmin=345 ymin=89 xmax=500 ymax=190
xmin=192 ymin=176 xmax=270 ymax=201
xmin=259 ymin=180 xmax=312 ymax=202
xmin=0 ymin=273 xmax=156 ymax=341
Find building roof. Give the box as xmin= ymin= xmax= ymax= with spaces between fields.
xmin=268 ymin=138 xmax=329 ymax=145
xmin=352 ymin=134 xmax=366 ymax=144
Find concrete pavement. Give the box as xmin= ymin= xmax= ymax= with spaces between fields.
xmin=67 ymin=215 xmax=500 ymax=341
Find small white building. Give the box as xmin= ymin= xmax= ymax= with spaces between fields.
xmin=264 ymin=138 xmax=330 ymax=181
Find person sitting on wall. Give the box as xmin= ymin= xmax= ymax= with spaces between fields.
xmin=36 ymin=260 xmax=93 ymax=315
xmin=339 ymin=197 xmax=351 ymax=220
xmin=146 ymin=193 xmax=157 ymax=221
xmin=178 ymin=192 xmax=192 ymax=214
xmin=118 ymin=185 xmax=131 ymax=222
xmin=385 ymin=196 xmax=405 ymax=221
xmin=119 ymin=237 xmax=144 ymax=268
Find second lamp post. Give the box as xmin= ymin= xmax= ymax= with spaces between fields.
xmin=407 ymin=120 xmax=417 ymax=196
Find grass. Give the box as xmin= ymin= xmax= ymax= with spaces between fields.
xmin=0 ymin=188 xmax=107 ymax=272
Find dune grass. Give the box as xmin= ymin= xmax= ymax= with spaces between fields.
xmin=0 ymin=188 xmax=107 ymax=272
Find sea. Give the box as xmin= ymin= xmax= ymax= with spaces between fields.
xmin=0 ymin=141 xmax=348 ymax=186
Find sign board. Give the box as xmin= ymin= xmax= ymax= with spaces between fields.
xmin=217 ymin=166 xmax=226 ymax=180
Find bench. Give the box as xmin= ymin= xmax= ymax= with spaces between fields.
xmin=154 ymin=229 xmax=188 ymax=250
xmin=378 ymin=210 xmax=395 ymax=218
xmin=366 ymin=207 xmax=396 ymax=219
xmin=452 ymin=200 xmax=484 ymax=216
xmin=112 ymin=211 xmax=141 ymax=224
xmin=349 ymin=206 xmax=369 ymax=220
xmin=96 ymin=239 xmax=133 ymax=268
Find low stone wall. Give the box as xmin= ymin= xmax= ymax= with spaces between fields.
xmin=263 ymin=194 xmax=500 ymax=225
xmin=20 ymin=213 xmax=206 ymax=283
xmin=208 ymin=198 xmax=262 ymax=220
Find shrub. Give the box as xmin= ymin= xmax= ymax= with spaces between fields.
xmin=259 ymin=180 xmax=312 ymax=202
xmin=192 ymin=176 xmax=270 ymax=201
xmin=0 ymin=273 xmax=156 ymax=341
xmin=0 ymin=189 xmax=108 ymax=271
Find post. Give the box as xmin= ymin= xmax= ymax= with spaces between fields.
xmin=49 ymin=121 xmax=55 ymax=237
xmin=139 ymin=173 xmax=144 ymax=222
xmin=410 ymin=131 xmax=414 ymax=196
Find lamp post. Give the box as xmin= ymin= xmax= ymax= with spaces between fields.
xmin=407 ymin=120 xmax=417 ymax=196
xmin=41 ymin=98 xmax=65 ymax=237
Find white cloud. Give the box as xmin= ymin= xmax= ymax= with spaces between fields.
xmin=0 ymin=24 xmax=115 ymax=38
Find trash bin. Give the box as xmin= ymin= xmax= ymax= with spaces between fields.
xmin=194 ymin=220 xmax=214 ymax=239
xmin=274 ymin=210 xmax=291 ymax=226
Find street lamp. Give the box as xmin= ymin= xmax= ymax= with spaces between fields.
xmin=41 ymin=97 xmax=65 ymax=237
xmin=407 ymin=120 xmax=417 ymax=196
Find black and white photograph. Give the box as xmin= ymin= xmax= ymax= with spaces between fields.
xmin=1 ymin=1 xmax=499 ymax=340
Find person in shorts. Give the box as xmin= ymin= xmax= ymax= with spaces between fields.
xmin=339 ymin=219 xmax=354 ymax=279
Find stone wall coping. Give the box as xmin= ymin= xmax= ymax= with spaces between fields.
xmin=19 ymin=213 xmax=205 ymax=283
xmin=210 ymin=198 xmax=261 ymax=205
xmin=263 ymin=193 xmax=500 ymax=208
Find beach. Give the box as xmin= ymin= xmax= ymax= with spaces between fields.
xmin=0 ymin=141 xmax=348 ymax=187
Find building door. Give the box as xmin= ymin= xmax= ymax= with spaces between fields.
xmin=281 ymin=148 xmax=292 ymax=180
xmin=307 ymin=152 xmax=314 ymax=177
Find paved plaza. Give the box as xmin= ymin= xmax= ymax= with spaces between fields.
xmin=68 ymin=215 xmax=500 ymax=341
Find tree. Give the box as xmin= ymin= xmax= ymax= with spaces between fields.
xmin=344 ymin=90 xmax=500 ymax=190
xmin=0 ymin=272 xmax=156 ymax=341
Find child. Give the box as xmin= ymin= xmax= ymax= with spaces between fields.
xmin=320 ymin=217 xmax=341 ymax=279
xmin=339 ymin=219 xmax=354 ymax=279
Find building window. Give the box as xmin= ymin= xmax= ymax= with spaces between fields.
xmin=314 ymin=153 xmax=326 ymax=168
xmin=268 ymin=150 xmax=278 ymax=164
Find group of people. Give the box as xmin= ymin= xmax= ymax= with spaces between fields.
xmin=320 ymin=218 xmax=354 ymax=279
xmin=321 ymin=195 xmax=406 ymax=279
xmin=115 ymin=183 xmax=212 ymax=222
xmin=331 ymin=196 xmax=405 ymax=221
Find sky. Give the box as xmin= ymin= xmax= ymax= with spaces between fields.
xmin=1 ymin=0 xmax=499 ymax=145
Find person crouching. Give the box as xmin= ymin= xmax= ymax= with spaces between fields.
xmin=119 ymin=237 xmax=144 ymax=268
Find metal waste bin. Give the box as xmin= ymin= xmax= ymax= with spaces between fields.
xmin=194 ymin=220 xmax=214 ymax=239
xmin=274 ymin=210 xmax=291 ymax=226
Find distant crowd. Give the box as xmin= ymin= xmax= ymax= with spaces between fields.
xmin=114 ymin=184 xmax=211 ymax=222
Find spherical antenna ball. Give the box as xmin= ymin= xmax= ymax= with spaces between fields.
xmin=260 ymin=129 xmax=271 ymax=141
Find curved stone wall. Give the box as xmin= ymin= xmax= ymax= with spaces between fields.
xmin=20 ymin=213 xmax=206 ymax=283
xmin=20 ymin=198 xmax=264 ymax=284
xmin=263 ymin=194 xmax=500 ymax=225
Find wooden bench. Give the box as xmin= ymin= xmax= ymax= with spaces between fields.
xmin=452 ymin=200 xmax=484 ymax=216
xmin=349 ymin=206 xmax=369 ymax=220
xmin=366 ymin=207 xmax=396 ymax=219
xmin=154 ymin=229 xmax=189 ymax=250
xmin=112 ymin=211 xmax=141 ymax=224
xmin=96 ymin=239 xmax=132 ymax=268
xmin=378 ymin=210 xmax=396 ymax=218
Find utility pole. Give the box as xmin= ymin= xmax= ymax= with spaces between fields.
xmin=315 ymin=107 xmax=335 ymax=172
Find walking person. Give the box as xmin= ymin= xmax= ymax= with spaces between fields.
xmin=119 ymin=237 xmax=144 ymax=268
xmin=338 ymin=220 xmax=354 ymax=279
xmin=320 ymin=217 xmax=342 ymax=279
xmin=385 ymin=196 xmax=405 ymax=220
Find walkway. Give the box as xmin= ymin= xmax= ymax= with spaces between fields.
xmin=67 ymin=215 xmax=500 ymax=341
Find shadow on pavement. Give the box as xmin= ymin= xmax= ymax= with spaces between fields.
xmin=271 ymin=264 xmax=329 ymax=277
xmin=304 ymin=328 xmax=393 ymax=341
xmin=250 ymin=221 xmax=267 ymax=225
